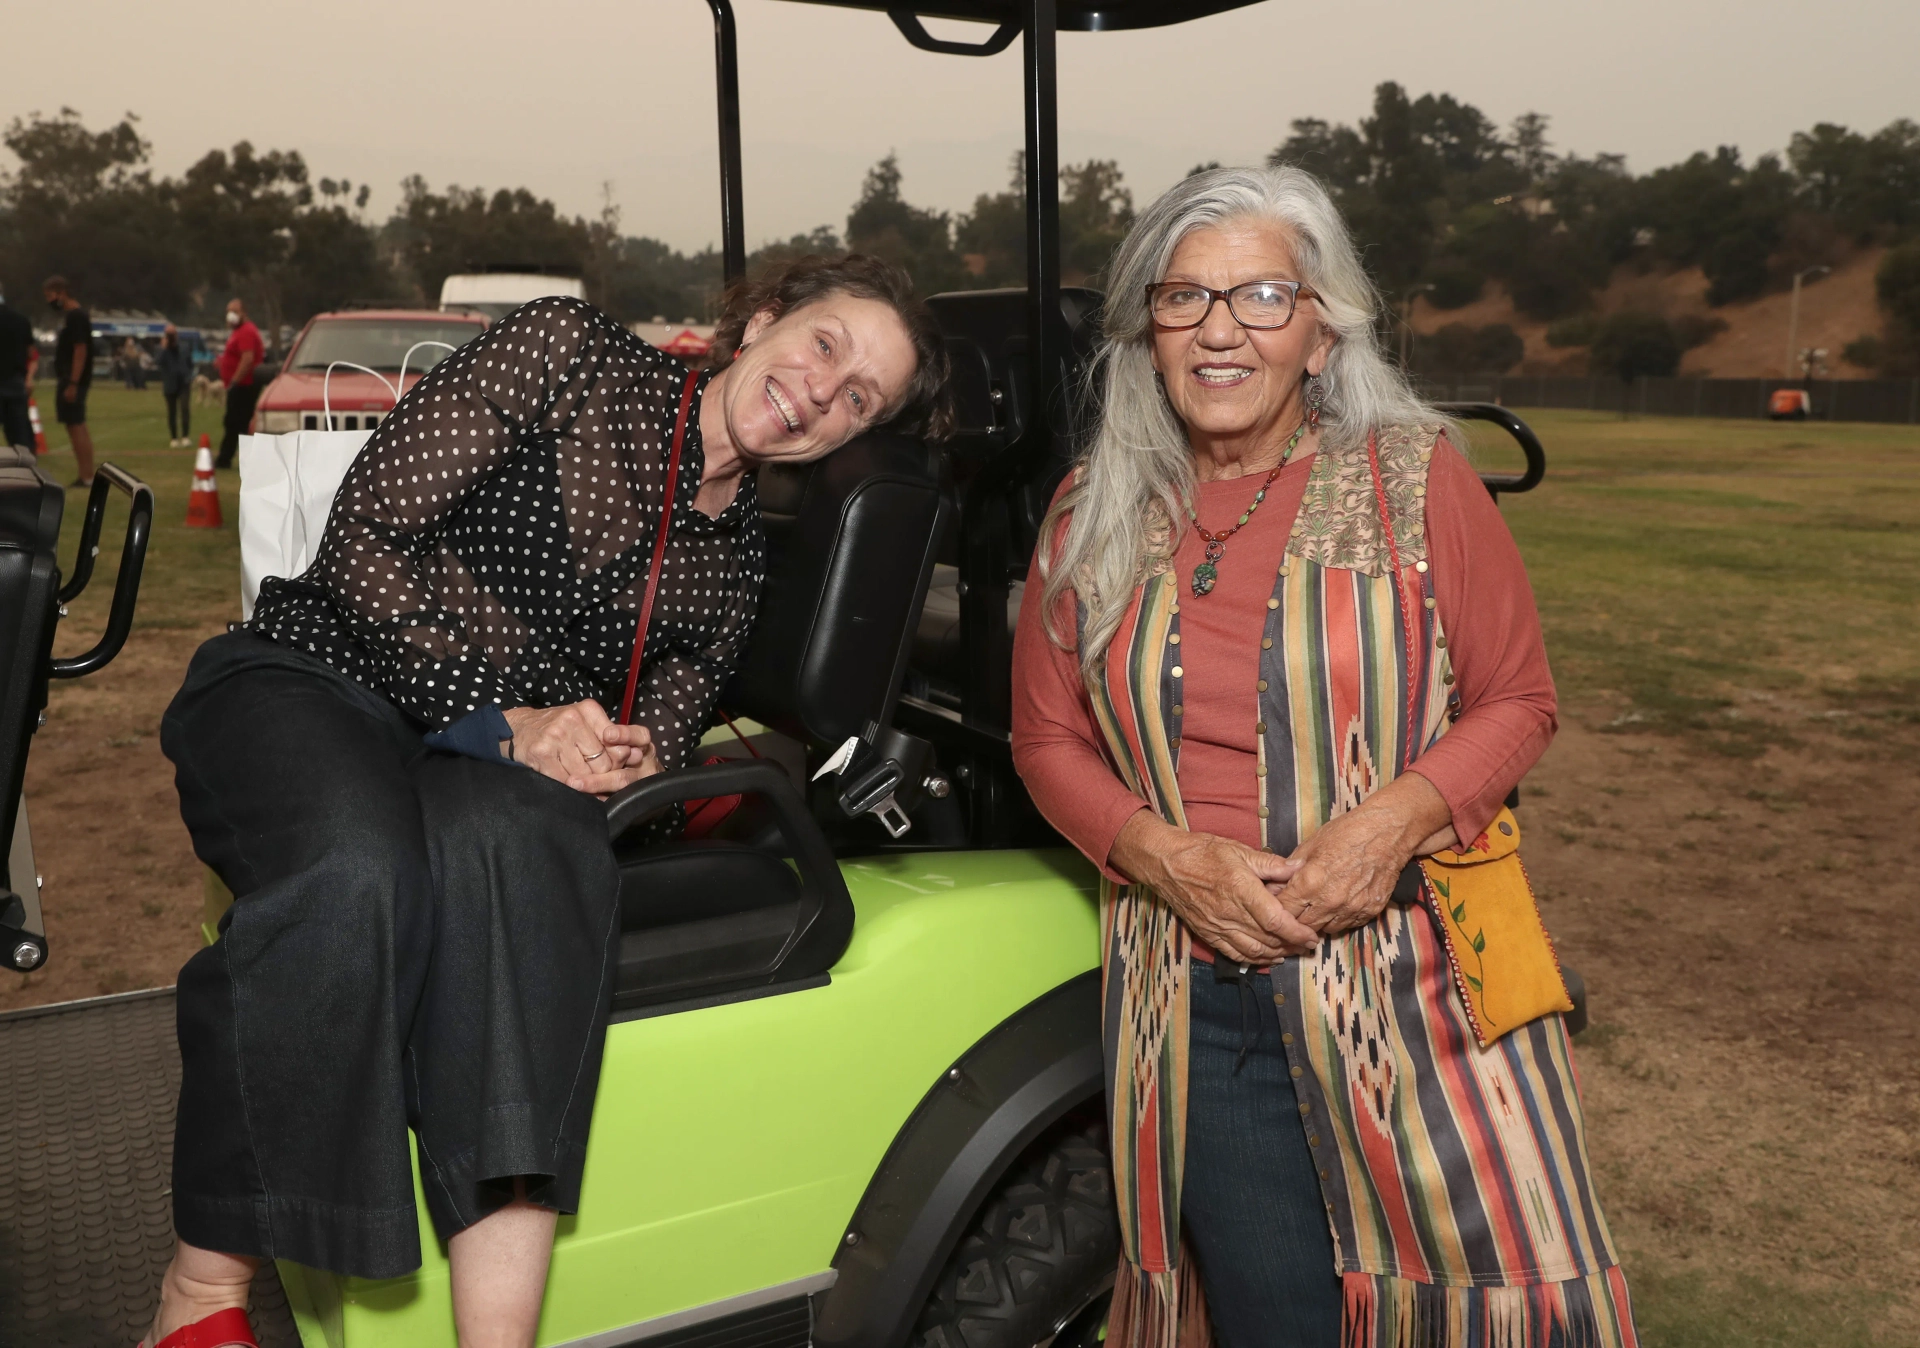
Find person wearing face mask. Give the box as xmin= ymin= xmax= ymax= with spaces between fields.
xmin=42 ymin=276 xmax=96 ymax=486
xmin=145 ymin=255 xmax=951 ymax=1348
xmin=213 ymin=297 xmax=265 ymax=469
xmin=157 ymin=324 xmax=195 ymax=447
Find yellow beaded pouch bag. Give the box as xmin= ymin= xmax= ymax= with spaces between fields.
xmin=1418 ymin=806 xmax=1573 ymax=1048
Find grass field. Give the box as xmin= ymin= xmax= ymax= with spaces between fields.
xmin=1464 ymin=409 xmax=1920 ymax=718
xmin=15 ymin=389 xmax=1920 ymax=1345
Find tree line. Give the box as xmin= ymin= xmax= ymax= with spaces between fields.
xmin=4 ymin=96 xmax=1917 ymax=375
xmin=1274 ymin=83 xmax=1920 ymax=377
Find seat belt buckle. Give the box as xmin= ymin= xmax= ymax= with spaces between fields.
xmin=813 ymin=735 xmax=913 ymax=838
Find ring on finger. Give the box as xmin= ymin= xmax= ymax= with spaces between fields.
xmin=582 ymin=749 xmax=606 ymax=762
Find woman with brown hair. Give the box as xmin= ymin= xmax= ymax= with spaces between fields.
xmin=145 ymin=255 xmax=950 ymax=1348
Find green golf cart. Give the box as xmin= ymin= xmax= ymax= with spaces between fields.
xmin=0 ymin=2 xmax=1563 ymax=1345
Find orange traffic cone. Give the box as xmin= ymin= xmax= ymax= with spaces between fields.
xmin=27 ymin=393 xmax=46 ymax=454
xmin=186 ymin=437 xmax=223 ymax=528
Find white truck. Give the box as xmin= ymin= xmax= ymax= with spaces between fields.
xmin=437 ymin=270 xmax=585 ymax=321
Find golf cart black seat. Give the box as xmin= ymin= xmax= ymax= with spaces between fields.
xmin=0 ymin=448 xmax=64 ymax=908
xmin=1 ymin=451 xmax=152 ymax=972
xmin=909 ymin=287 xmax=1101 ymax=689
xmin=604 ymin=431 xmax=947 ymax=1013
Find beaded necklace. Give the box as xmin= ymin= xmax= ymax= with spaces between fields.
xmin=1186 ymin=421 xmax=1307 ymax=597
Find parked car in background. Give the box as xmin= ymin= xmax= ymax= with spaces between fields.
xmin=438 ymin=270 xmax=585 ymax=321
xmin=251 ymin=309 xmax=489 ymax=434
xmin=631 ymin=318 xmax=716 ymax=363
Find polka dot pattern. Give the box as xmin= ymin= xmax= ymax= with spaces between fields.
xmin=247 ymin=297 xmax=765 ymax=776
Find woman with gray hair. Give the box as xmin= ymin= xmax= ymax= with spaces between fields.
xmin=1012 ymin=166 xmax=1636 ymax=1346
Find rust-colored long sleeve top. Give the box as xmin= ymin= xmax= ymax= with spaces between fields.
xmin=1012 ymin=435 xmax=1556 ymax=889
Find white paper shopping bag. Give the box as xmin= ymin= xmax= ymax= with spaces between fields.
xmin=236 ymin=428 xmax=371 ymax=619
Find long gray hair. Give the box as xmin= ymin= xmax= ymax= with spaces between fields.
xmin=1039 ymin=164 xmax=1446 ymax=669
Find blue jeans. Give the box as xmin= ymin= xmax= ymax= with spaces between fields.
xmin=1181 ymin=958 xmax=1342 ymax=1348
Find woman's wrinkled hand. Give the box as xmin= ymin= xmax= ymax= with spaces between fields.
xmin=502 ymin=701 xmax=663 ymax=797
xmin=1109 ymin=812 xmax=1318 ymax=965
xmin=1282 ymin=772 xmax=1455 ymax=937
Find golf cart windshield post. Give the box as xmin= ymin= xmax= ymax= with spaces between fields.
xmin=1021 ymin=0 xmax=1062 ymax=425
xmin=750 ymin=0 xmax=1270 ymax=848
xmin=709 ymin=0 xmax=748 ymax=284
xmin=961 ymin=0 xmax=1065 ymax=766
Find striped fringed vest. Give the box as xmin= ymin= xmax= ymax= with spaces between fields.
xmin=1086 ymin=426 xmax=1638 ymax=1348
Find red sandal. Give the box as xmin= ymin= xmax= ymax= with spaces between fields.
xmin=140 ymin=1306 xmax=258 ymax=1348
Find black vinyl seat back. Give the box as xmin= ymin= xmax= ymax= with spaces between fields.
xmin=1 ymin=455 xmax=151 ymax=971
xmin=725 ymin=431 xmax=948 ymax=753
xmin=0 ymin=448 xmax=63 ymax=890
xmin=606 ymin=432 xmax=947 ymax=1015
xmin=923 ymin=287 xmax=1103 ymax=566
xmin=908 ymin=290 xmax=1101 ymax=693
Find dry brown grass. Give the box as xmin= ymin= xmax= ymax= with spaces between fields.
xmin=9 ymin=395 xmax=1917 ymax=1344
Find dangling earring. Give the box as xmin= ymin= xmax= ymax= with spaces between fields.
xmin=1305 ymin=372 xmax=1327 ymax=429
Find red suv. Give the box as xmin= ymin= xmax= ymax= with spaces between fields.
xmin=251 ymin=309 xmax=490 ymax=434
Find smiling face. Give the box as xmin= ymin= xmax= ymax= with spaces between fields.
xmin=712 ymin=294 xmax=919 ymax=467
xmin=1149 ymin=219 xmax=1336 ymax=457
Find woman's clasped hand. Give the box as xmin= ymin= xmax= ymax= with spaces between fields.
xmin=1274 ymin=771 xmax=1456 ymax=939
xmin=500 ymin=701 xmax=662 ymax=795
xmin=1112 ymin=767 xmax=1456 ymax=962
xmin=1110 ymin=811 xmax=1315 ymax=964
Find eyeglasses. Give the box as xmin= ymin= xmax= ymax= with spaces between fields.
xmin=1145 ymin=279 xmax=1319 ymax=331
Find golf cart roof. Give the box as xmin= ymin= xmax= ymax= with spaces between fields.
xmin=782 ymin=0 xmax=1262 ymax=31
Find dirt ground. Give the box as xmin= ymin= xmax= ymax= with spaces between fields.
xmin=10 ymin=620 xmax=1916 ymax=1340
xmin=6 ymin=619 xmax=220 ymax=1006
xmin=7 ymin=400 xmax=1916 ymax=1343
xmin=1523 ymin=699 xmax=1919 ymax=1341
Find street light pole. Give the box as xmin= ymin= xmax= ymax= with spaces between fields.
xmin=1785 ymin=265 xmax=1831 ymax=381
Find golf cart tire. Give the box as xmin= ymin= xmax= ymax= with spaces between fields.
xmin=911 ymin=1113 xmax=1119 ymax=1348
xmin=816 ymin=971 xmax=1105 ymax=1348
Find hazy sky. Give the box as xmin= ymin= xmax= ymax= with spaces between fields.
xmin=8 ymin=0 xmax=1916 ymax=256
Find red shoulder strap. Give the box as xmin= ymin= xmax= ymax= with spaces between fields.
xmin=618 ymin=369 xmax=701 ymax=725
xmin=152 ymin=1306 xmax=258 ymax=1348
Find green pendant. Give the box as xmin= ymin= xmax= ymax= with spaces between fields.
xmin=1191 ymin=561 xmax=1218 ymax=597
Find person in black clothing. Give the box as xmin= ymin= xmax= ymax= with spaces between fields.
xmin=0 ymin=291 xmax=34 ymax=451
xmin=145 ymin=256 xmax=952 ymax=1348
xmin=157 ymin=324 xmax=195 ymax=446
xmin=42 ymin=276 xmax=96 ymax=486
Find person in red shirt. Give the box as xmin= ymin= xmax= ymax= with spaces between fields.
xmin=214 ymin=297 xmax=266 ymax=468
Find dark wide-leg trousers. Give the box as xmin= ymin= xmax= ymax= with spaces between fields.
xmin=161 ymin=633 xmax=621 ymax=1279
xmin=217 ymin=383 xmax=259 ymax=467
xmin=1180 ymin=958 xmax=1344 ymax=1348
xmin=165 ymin=388 xmax=190 ymax=440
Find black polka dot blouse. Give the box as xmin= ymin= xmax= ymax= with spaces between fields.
xmin=247 ymin=297 xmax=765 ymax=775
